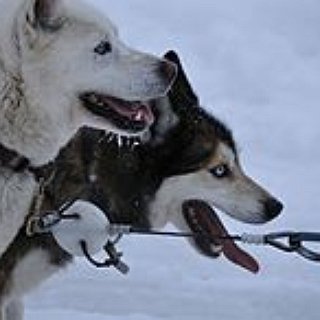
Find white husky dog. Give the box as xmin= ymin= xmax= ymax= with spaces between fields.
xmin=0 ymin=0 xmax=175 ymax=272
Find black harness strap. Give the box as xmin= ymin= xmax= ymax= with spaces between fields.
xmin=0 ymin=142 xmax=52 ymax=183
xmin=0 ymin=143 xmax=31 ymax=172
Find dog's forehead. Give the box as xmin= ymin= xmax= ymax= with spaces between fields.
xmin=210 ymin=142 xmax=236 ymax=167
xmin=64 ymin=1 xmax=118 ymax=36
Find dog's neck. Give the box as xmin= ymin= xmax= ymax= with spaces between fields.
xmin=0 ymin=5 xmax=76 ymax=168
xmin=0 ymin=65 xmax=73 ymax=167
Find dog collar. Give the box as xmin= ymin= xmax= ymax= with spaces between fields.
xmin=0 ymin=143 xmax=31 ymax=172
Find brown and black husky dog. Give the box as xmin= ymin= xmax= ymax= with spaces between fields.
xmin=0 ymin=51 xmax=283 ymax=320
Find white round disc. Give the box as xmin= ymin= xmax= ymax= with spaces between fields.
xmin=52 ymin=200 xmax=110 ymax=257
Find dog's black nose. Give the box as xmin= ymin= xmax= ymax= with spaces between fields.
xmin=264 ymin=198 xmax=283 ymax=220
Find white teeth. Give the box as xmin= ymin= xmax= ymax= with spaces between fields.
xmin=98 ymin=101 xmax=104 ymax=107
xmin=134 ymin=110 xmax=143 ymax=121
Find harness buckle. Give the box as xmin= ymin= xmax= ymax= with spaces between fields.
xmin=26 ymin=210 xmax=61 ymax=236
xmin=26 ymin=210 xmax=80 ymax=236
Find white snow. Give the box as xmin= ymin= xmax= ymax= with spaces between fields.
xmin=26 ymin=0 xmax=320 ymax=319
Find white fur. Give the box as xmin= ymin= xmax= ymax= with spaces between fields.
xmin=0 ymin=250 xmax=61 ymax=320
xmin=0 ymin=0 xmax=172 ymax=166
xmin=0 ymin=299 xmax=24 ymax=320
xmin=149 ymin=143 xmax=274 ymax=231
xmin=0 ymin=0 xmax=171 ymax=264
xmin=0 ymin=1 xmax=173 ymax=318
xmin=0 ymin=170 xmax=36 ymax=257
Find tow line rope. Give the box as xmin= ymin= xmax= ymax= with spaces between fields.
xmin=104 ymin=226 xmax=320 ymax=262
xmin=127 ymin=228 xmax=320 ymax=262
xmin=27 ymin=209 xmax=320 ymax=274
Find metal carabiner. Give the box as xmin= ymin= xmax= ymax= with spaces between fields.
xmin=264 ymin=232 xmax=320 ymax=262
xmin=288 ymin=233 xmax=320 ymax=262
xmin=264 ymin=232 xmax=297 ymax=253
xmin=80 ymin=240 xmax=130 ymax=274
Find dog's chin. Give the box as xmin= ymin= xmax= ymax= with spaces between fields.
xmin=79 ymin=92 xmax=155 ymax=135
xmin=222 ymin=210 xmax=272 ymax=225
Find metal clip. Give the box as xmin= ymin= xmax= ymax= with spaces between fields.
xmin=264 ymin=232 xmax=297 ymax=252
xmin=80 ymin=240 xmax=130 ymax=275
xmin=288 ymin=233 xmax=320 ymax=262
xmin=264 ymin=232 xmax=320 ymax=262
xmin=26 ymin=210 xmax=80 ymax=236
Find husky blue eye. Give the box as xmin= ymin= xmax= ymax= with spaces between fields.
xmin=210 ymin=164 xmax=229 ymax=178
xmin=94 ymin=40 xmax=112 ymax=55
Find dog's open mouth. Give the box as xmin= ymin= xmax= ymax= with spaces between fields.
xmin=182 ymin=199 xmax=260 ymax=273
xmin=80 ymin=92 xmax=154 ymax=133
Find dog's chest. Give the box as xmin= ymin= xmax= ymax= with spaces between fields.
xmin=0 ymin=170 xmax=36 ymax=256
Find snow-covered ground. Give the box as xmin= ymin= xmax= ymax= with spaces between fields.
xmin=26 ymin=1 xmax=320 ymax=319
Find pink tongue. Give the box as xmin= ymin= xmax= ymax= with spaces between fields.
xmin=222 ymin=236 xmax=260 ymax=274
xmin=102 ymin=97 xmax=154 ymax=125
xmin=190 ymin=200 xmax=260 ymax=274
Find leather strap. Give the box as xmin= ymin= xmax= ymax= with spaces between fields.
xmin=0 ymin=143 xmax=31 ymax=172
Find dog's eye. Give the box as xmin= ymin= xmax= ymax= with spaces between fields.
xmin=94 ymin=40 xmax=112 ymax=55
xmin=210 ymin=164 xmax=230 ymax=178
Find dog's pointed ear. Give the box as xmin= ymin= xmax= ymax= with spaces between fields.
xmin=163 ymin=50 xmax=199 ymax=108
xmin=29 ymin=0 xmax=64 ymax=31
